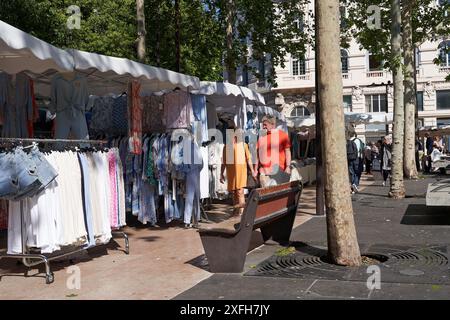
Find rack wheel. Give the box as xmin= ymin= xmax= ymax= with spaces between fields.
xmin=46 ymin=272 xmax=54 ymax=284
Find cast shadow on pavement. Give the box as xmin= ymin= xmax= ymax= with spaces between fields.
xmin=401 ymin=204 xmax=450 ymax=226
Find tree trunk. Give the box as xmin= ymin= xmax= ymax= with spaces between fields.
xmin=136 ymin=0 xmax=146 ymax=63
xmin=402 ymin=0 xmax=418 ymax=179
xmin=314 ymin=8 xmax=324 ymax=216
xmin=225 ymin=0 xmax=237 ymax=84
xmin=316 ymin=0 xmax=361 ymax=266
xmin=155 ymin=2 xmax=161 ymax=67
xmin=175 ymin=0 xmax=181 ymax=72
xmin=389 ymin=0 xmax=406 ymax=199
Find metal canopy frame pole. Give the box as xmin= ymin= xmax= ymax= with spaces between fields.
xmin=0 ymin=138 xmax=129 ymax=284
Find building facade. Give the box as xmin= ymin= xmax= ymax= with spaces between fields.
xmin=238 ymin=0 xmax=450 ymax=143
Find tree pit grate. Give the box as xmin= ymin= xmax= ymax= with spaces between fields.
xmin=245 ymin=245 xmax=449 ymax=284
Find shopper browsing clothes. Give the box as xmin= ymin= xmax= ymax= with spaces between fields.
xmin=220 ymin=120 xmax=257 ymax=216
xmin=256 ymin=115 xmax=292 ymax=187
xmin=350 ymin=133 xmax=365 ymax=191
xmin=381 ymin=135 xmax=393 ymax=186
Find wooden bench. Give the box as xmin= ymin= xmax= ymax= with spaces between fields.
xmin=198 ymin=181 xmax=303 ymax=273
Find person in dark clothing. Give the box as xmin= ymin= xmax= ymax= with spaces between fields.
xmin=425 ymin=133 xmax=433 ymax=173
xmin=347 ymin=138 xmax=359 ymax=193
xmin=416 ymin=137 xmax=423 ymax=172
xmin=381 ymin=136 xmax=392 ymax=186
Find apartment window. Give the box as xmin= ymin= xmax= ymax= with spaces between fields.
xmin=365 ymin=94 xmax=387 ymax=112
xmin=242 ymin=65 xmax=249 ymax=86
xmin=437 ymin=90 xmax=450 ymax=110
xmin=343 ymin=95 xmax=352 ymax=112
xmin=258 ymin=60 xmax=265 ymax=80
xmin=290 ymin=106 xmax=311 ymax=117
xmin=438 ymin=0 xmax=450 ymax=16
xmin=415 ymin=48 xmax=421 ymax=69
xmin=292 ymin=55 xmax=306 ymax=76
xmin=438 ymin=41 xmax=450 ymax=67
xmin=341 ymin=49 xmax=349 ymax=74
xmin=368 ymin=53 xmax=383 ymax=71
xmin=417 ymin=91 xmax=424 ymax=111
xmin=340 ymin=6 xmax=347 ymax=29
xmin=294 ymin=15 xmax=305 ymax=32
xmin=437 ymin=118 xmax=450 ymax=127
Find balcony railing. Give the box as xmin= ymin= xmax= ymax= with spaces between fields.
xmin=342 ymin=73 xmax=350 ymax=79
xmin=366 ymin=71 xmax=385 ymax=78
xmin=282 ymin=74 xmax=311 ymax=81
xmin=439 ymin=66 xmax=450 ymax=73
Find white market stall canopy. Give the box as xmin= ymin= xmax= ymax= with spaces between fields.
xmin=70 ymin=49 xmax=200 ymax=94
xmin=345 ymin=112 xmax=393 ymax=125
xmin=193 ymin=81 xmax=266 ymax=112
xmin=287 ymin=116 xmax=316 ymax=130
xmin=257 ymin=105 xmax=286 ymax=122
xmin=287 ymin=112 xmax=394 ymax=129
xmin=0 ymin=20 xmax=200 ymax=95
xmin=0 ymin=20 xmax=73 ymax=74
xmin=418 ymin=125 xmax=450 ymax=137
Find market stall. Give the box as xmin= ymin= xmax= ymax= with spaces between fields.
xmin=0 ymin=20 xmax=202 ymax=283
xmin=418 ymin=125 xmax=450 ymax=173
xmin=286 ymin=112 xmax=394 ymax=184
xmin=191 ymin=81 xmax=273 ymax=200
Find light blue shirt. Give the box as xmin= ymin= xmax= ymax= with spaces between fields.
xmin=50 ymin=73 xmax=89 ymax=116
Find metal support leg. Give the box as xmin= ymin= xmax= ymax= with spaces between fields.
xmin=112 ymin=231 xmax=130 ymax=255
xmin=0 ymin=253 xmax=54 ymax=284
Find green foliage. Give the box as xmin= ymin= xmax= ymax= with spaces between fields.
xmin=215 ymin=0 xmax=310 ymax=85
xmin=0 ymin=0 xmax=137 ymax=59
xmin=275 ymin=246 xmax=296 ymax=256
xmin=0 ymin=0 xmax=310 ymax=84
xmin=343 ymin=0 xmax=450 ymax=74
xmin=144 ymin=0 xmax=224 ymax=80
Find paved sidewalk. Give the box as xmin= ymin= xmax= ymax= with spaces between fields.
xmin=0 ymin=185 xmax=312 ymax=299
xmin=175 ymin=175 xmax=450 ymax=300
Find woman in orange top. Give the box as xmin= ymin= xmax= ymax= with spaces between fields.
xmin=220 ymin=120 xmax=257 ymax=216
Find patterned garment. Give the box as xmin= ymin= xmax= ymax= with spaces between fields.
xmin=163 ymin=90 xmax=192 ymax=129
xmin=108 ymin=151 xmax=119 ymax=229
xmin=142 ymin=96 xmax=165 ymax=133
xmin=89 ymin=97 xmax=114 ymax=136
xmin=112 ymin=95 xmax=128 ymax=135
xmin=128 ymin=81 xmax=143 ymax=154
xmin=145 ymin=136 xmax=158 ymax=185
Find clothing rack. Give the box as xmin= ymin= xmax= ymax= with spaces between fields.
xmin=0 ymin=137 xmax=107 ymax=144
xmin=0 ymin=138 xmax=129 ymax=284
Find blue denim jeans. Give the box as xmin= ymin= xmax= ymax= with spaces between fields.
xmin=27 ymin=147 xmax=58 ymax=196
xmin=184 ymin=168 xmax=201 ymax=225
xmin=348 ymin=159 xmax=360 ymax=187
xmin=0 ymin=148 xmax=41 ymax=200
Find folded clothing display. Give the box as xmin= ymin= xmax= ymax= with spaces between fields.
xmin=0 ymin=145 xmax=58 ymax=200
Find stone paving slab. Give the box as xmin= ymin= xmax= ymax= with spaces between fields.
xmin=174 ymin=274 xmax=316 ymax=300
xmin=175 ymin=176 xmax=450 ymax=300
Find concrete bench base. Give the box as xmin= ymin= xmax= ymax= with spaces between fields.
xmin=426 ymin=179 xmax=450 ymax=207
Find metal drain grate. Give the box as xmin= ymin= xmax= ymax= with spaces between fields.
xmin=246 ymin=246 xmax=449 ymax=284
xmin=391 ymin=249 xmax=448 ymax=266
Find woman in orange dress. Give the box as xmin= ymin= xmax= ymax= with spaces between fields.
xmin=220 ymin=120 xmax=257 ymax=216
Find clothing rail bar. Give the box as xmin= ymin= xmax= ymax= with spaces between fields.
xmin=0 ymin=138 xmax=107 ymax=144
